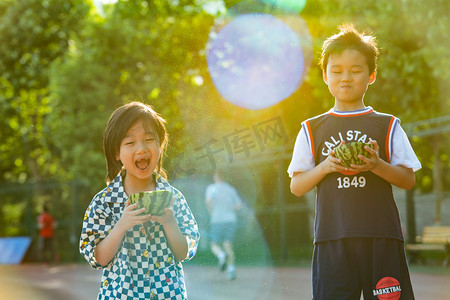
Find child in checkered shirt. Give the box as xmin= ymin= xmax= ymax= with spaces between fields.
xmin=80 ymin=101 xmax=200 ymax=299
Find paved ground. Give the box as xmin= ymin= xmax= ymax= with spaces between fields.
xmin=0 ymin=263 xmax=449 ymax=299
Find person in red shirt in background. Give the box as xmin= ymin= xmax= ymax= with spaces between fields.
xmin=37 ymin=203 xmax=56 ymax=264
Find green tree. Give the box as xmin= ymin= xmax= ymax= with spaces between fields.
xmin=1 ymin=0 xmax=448 ymax=260
xmin=0 ymin=0 xmax=89 ymax=183
xmin=0 ymin=0 xmax=89 ymax=256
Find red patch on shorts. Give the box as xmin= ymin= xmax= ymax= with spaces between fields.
xmin=373 ymin=277 xmax=401 ymax=300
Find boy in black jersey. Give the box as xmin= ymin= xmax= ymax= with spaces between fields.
xmin=288 ymin=24 xmax=421 ymax=299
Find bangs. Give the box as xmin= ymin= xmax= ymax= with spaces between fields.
xmin=140 ymin=114 xmax=160 ymax=142
xmin=121 ymin=109 xmax=165 ymax=145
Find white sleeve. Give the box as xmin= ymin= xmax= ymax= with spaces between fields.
xmin=390 ymin=122 xmax=422 ymax=172
xmin=287 ymin=124 xmax=315 ymax=178
xmin=205 ymin=185 xmax=213 ymax=200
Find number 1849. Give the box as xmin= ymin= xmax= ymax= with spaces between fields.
xmin=337 ymin=176 xmax=366 ymax=189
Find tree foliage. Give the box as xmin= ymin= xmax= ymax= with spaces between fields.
xmin=0 ymin=0 xmax=449 ymax=260
xmin=49 ymin=0 xmax=214 ymax=188
xmin=0 ymin=0 xmax=89 ymax=182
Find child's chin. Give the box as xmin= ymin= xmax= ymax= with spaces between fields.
xmin=132 ymin=169 xmax=153 ymax=178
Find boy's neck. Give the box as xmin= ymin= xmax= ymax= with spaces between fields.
xmin=333 ymin=101 xmax=366 ymax=112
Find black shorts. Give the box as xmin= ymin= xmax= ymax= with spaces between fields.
xmin=312 ymin=238 xmax=414 ymax=300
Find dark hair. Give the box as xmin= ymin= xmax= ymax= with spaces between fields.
xmin=319 ymin=23 xmax=379 ymax=74
xmin=103 ymin=101 xmax=168 ymax=183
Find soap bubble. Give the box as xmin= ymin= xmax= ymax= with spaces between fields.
xmin=206 ymin=1 xmax=312 ymax=110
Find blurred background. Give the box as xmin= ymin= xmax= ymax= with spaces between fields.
xmin=0 ymin=0 xmax=449 ymax=267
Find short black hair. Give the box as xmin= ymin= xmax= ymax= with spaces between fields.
xmin=319 ymin=23 xmax=379 ymax=74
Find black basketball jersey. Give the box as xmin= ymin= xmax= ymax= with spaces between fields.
xmin=302 ymin=107 xmax=404 ymax=243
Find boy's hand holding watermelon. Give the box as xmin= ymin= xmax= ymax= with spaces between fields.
xmin=334 ymin=140 xmax=380 ymax=172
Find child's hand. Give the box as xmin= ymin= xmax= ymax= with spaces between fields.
xmin=117 ymin=200 xmax=151 ymax=232
xmin=321 ymin=141 xmax=349 ymax=174
xmin=149 ymin=207 xmax=177 ymax=227
xmin=349 ymin=140 xmax=380 ymax=172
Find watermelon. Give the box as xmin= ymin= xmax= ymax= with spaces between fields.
xmin=129 ymin=190 xmax=173 ymax=216
xmin=333 ymin=141 xmax=374 ymax=168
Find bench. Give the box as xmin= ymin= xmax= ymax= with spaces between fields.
xmin=405 ymin=226 xmax=450 ymax=267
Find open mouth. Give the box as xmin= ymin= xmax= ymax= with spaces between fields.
xmin=135 ymin=158 xmax=150 ymax=171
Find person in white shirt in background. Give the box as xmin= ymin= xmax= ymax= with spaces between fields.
xmin=205 ymin=169 xmax=242 ymax=280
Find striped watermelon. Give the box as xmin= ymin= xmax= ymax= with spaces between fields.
xmin=129 ymin=190 xmax=173 ymax=216
xmin=333 ymin=141 xmax=374 ymax=168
